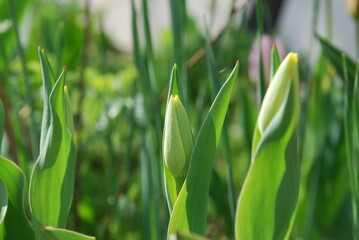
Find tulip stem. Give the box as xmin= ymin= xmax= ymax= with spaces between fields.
xmin=356 ymin=22 xmax=359 ymax=58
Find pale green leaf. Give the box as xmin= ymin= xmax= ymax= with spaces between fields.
xmin=0 ymin=177 xmax=7 ymax=240
xmin=29 ymin=67 xmax=76 ymax=238
xmin=38 ymin=48 xmax=56 ymax=151
xmin=316 ymin=35 xmax=356 ymax=84
xmin=0 ymin=100 xmax=4 ymax=147
xmin=0 ymin=156 xmax=34 ymax=240
xmin=168 ymin=231 xmax=209 ymax=240
xmin=235 ymin=53 xmax=300 ymax=240
xmin=270 ymin=45 xmax=281 ymax=82
xmin=41 ymin=226 xmax=95 ymax=240
xmin=168 ymin=61 xmax=239 ymax=235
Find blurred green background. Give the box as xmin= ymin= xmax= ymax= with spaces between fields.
xmin=0 ymin=0 xmax=358 ymax=239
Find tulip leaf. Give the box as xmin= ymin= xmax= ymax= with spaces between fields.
xmin=29 ymin=66 xmax=76 ymax=238
xmin=41 ymin=226 xmax=95 ymax=240
xmin=316 ymin=35 xmax=356 ymax=85
xmin=0 ymin=178 xmax=7 ymax=240
xmin=164 ymin=64 xmax=187 ymax=212
xmin=0 ymin=100 xmax=4 ymax=147
xmin=0 ymin=156 xmax=34 ymax=240
xmin=168 ymin=231 xmax=209 ymax=240
xmin=235 ymin=53 xmax=300 ymax=239
xmin=38 ymin=47 xmax=56 ymax=151
xmin=168 ymin=61 xmax=239 ymax=235
xmin=270 ymin=44 xmax=281 ymax=82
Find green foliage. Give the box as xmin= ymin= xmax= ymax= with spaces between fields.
xmin=0 ymin=0 xmax=358 ymax=239
xmin=167 ymin=61 xmax=239 ymax=236
xmin=235 ymin=53 xmax=300 ymax=239
xmin=270 ymin=45 xmax=281 ymax=82
xmin=41 ymin=227 xmax=95 ymax=240
xmin=29 ymin=61 xmax=76 ymax=238
xmin=0 ymin=178 xmax=7 ymax=240
xmin=0 ymin=156 xmax=34 ymax=240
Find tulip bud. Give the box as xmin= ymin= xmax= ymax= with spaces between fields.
xmin=163 ymin=95 xmax=193 ymax=178
xmin=257 ymin=52 xmax=299 ymax=135
xmin=347 ymin=0 xmax=359 ymax=20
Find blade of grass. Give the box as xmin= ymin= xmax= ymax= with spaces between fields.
xmin=316 ymin=35 xmax=356 ymax=85
xmin=140 ymin=133 xmax=160 ymax=240
xmin=343 ymin=55 xmax=359 ymax=240
xmin=170 ymin=0 xmax=187 ymax=103
xmin=205 ymin=26 xmax=235 ymax=228
xmin=8 ymin=0 xmax=38 ymax=158
xmin=270 ymin=44 xmax=280 ymax=82
xmin=255 ymin=0 xmax=266 ymax=109
xmin=168 ymin=61 xmax=239 ymax=235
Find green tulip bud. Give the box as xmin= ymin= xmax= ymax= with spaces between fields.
xmin=347 ymin=0 xmax=359 ymax=20
xmin=163 ymin=95 xmax=193 ymax=178
xmin=257 ymin=52 xmax=299 ymax=135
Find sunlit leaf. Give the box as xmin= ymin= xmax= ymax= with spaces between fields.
xmin=164 ymin=64 xmax=187 ymax=212
xmin=270 ymin=44 xmax=281 ymax=82
xmin=29 ymin=66 xmax=76 ymax=238
xmin=235 ymin=53 xmax=300 ymax=239
xmin=0 ymin=156 xmax=34 ymax=240
xmin=168 ymin=61 xmax=239 ymax=235
xmin=41 ymin=226 xmax=95 ymax=240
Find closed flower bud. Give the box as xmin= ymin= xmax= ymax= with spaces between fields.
xmin=347 ymin=0 xmax=359 ymax=20
xmin=163 ymin=95 xmax=193 ymax=178
xmin=257 ymin=52 xmax=299 ymax=135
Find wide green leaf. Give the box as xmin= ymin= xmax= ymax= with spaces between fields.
xmin=167 ymin=61 xmax=239 ymax=235
xmin=235 ymin=53 xmax=300 ymax=240
xmin=0 ymin=178 xmax=7 ymax=240
xmin=41 ymin=226 xmax=95 ymax=240
xmin=0 ymin=156 xmax=34 ymax=240
xmin=29 ymin=66 xmax=76 ymax=239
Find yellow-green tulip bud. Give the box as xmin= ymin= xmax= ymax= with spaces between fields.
xmin=257 ymin=52 xmax=299 ymax=135
xmin=347 ymin=0 xmax=359 ymax=20
xmin=163 ymin=95 xmax=193 ymax=178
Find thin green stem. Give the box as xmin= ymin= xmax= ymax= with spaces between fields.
xmin=255 ymin=0 xmax=266 ymax=110
xmin=325 ymin=0 xmax=333 ymax=40
xmin=8 ymin=0 xmax=38 ymax=158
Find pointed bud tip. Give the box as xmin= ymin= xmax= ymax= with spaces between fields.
xmin=170 ymin=94 xmax=180 ymax=103
xmin=63 ymin=66 xmax=67 ymax=70
xmin=289 ymin=52 xmax=298 ymax=65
